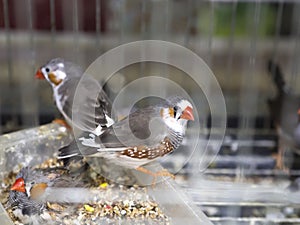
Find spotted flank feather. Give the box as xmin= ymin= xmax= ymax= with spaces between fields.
xmin=120 ymin=137 xmax=174 ymax=160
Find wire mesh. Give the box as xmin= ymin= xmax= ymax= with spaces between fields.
xmin=0 ymin=0 xmax=300 ymax=224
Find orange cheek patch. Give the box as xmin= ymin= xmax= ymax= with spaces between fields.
xmin=168 ymin=108 xmax=174 ymax=118
xmin=30 ymin=183 xmax=48 ymax=200
xmin=48 ymin=73 xmax=63 ymax=86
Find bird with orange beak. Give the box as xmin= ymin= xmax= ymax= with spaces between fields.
xmin=8 ymin=167 xmax=53 ymax=216
xmin=8 ymin=166 xmax=88 ymax=219
xmin=59 ymin=96 xmax=194 ymax=182
xmin=35 ymin=58 xmax=114 ymax=135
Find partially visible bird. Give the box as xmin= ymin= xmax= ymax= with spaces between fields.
xmin=8 ymin=167 xmax=46 ymax=216
xmin=8 ymin=166 xmax=86 ymax=218
xmin=287 ymin=177 xmax=300 ymax=192
xmin=35 ymin=58 xmax=114 ymax=135
xmin=294 ymin=109 xmax=300 ymax=148
xmin=59 ymin=97 xmax=194 ymax=180
xmin=267 ymin=60 xmax=300 ymax=169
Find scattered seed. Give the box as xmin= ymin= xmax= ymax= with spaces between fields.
xmin=84 ymin=204 xmax=95 ymax=212
xmin=1 ymin=157 xmax=170 ymax=224
xmin=99 ymin=182 xmax=108 ymax=189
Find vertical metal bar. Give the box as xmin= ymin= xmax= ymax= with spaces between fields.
xmin=202 ymin=0 xmax=215 ymax=131
xmin=4 ymin=0 xmax=20 ymax=132
xmin=226 ymin=1 xmax=237 ymax=79
xmin=73 ymin=0 xmax=79 ymax=34
xmin=164 ymin=0 xmax=170 ymax=40
xmin=2 ymin=0 xmax=12 ymax=86
xmin=20 ymin=0 xmax=39 ymax=128
xmin=119 ymin=0 xmax=125 ymax=44
xmin=95 ymin=0 xmax=101 ymax=48
xmin=50 ymin=0 xmax=56 ymax=33
xmin=226 ymin=1 xmax=237 ymax=127
xmin=141 ymin=0 xmax=147 ymax=37
xmin=73 ymin=0 xmax=79 ymax=63
xmin=27 ymin=0 xmax=34 ymax=61
xmin=49 ymin=0 xmax=56 ymax=52
xmin=207 ymin=1 xmax=214 ymax=67
xmin=239 ymin=2 xmax=260 ymax=131
xmin=22 ymin=0 xmax=32 ymax=128
xmin=139 ymin=0 xmax=147 ymax=82
xmin=234 ymin=1 xmax=261 ymax=200
xmin=265 ymin=2 xmax=283 ymax=129
xmin=290 ymin=3 xmax=300 ymax=93
xmin=194 ymin=0 xmax=202 ymax=56
xmin=164 ymin=0 xmax=171 ymax=80
xmin=0 ymin=0 xmax=12 ymax=133
xmin=271 ymin=1 xmax=283 ymax=63
xmin=184 ymin=0 xmax=193 ymax=47
xmin=26 ymin=0 xmax=36 ymax=143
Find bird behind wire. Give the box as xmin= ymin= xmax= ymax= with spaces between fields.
xmin=59 ymin=96 xmax=194 ymax=178
xmin=35 ymin=58 xmax=114 ymax=135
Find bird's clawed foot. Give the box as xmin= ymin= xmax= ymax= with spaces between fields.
xmin=52 ymin=119 xmax=71 ymax=130
xmin=155 ymin=169 xmax=175 ymax=180
xmin=272 ymin=151 xmax=289 ymax=173
xmin=136 ymin=167 xmax=175 ymax=187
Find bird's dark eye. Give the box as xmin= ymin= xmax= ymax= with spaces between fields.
xmin=45 ymin=67 xmax=50 ymax=73
xmin=173 ymin=106 xmax=178 ymax=118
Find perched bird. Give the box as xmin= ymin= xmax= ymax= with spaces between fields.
xmin=35 ymin=58 xmax=114 ymax=135
xmin=267 ymin=60 xmax=300 ymax=169
xmin=59 ymin=97 xmax=194 ymax=180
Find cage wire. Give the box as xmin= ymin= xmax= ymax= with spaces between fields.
xmin=0 ymin=0 xmax=298 ymax=131
xmin=0 ymin=0 xmax=300 ymax=224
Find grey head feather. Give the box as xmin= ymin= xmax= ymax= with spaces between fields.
xmin=46 ymin=58 xmax=82 ymax=80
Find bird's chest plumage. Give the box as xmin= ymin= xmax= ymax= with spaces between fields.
xmin=9 ymin=189 xmax=44 ymax=216
xmin=52 ymin=84 xmax=73 ymax=125
xmin=119 ymin=137 xmax=176 ymax=160
xmin=53 ymin=87 xmax=65 ymax=111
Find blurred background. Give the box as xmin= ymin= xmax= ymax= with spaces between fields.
xmin=0 ymin=0 xmax=300 ymax=224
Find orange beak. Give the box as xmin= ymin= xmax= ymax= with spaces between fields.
xmin=11 ymin=177 xmax=26 ymax=193
xmin=180 ymin=106 xmax=194 ymax=121
xmin=35 ymin=69 xmax=45 ymax=80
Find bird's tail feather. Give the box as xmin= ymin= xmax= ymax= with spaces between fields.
xmin=58 ymin=138 xmax=105 ymax=161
